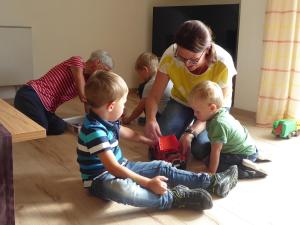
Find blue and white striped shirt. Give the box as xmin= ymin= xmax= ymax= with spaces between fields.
xmin=76 ymin=111 xmax=125 ymax=187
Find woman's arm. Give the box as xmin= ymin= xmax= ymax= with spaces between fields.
xmin=145 ymin=71 xmax=170 ymax=140
xmin=71 ymin=67 xmax=86 ymax=103
xmin=98 ymin=151 xmax=168 ymax=194
xmin=180 ymin=120 xmax=206 ymax=154
xmin=188 ymin=120 xmax=206 ymax=135
xmin=222 ymin=86 xmax=232 ymax=105
xmin=145 ymin=71 xmax=169 ymax=121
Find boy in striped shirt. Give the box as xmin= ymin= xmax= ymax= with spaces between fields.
xmin=14 ymin=50 xmax=113 ymax=135
xmin=77 ymin=70 xmax=238 ymax=211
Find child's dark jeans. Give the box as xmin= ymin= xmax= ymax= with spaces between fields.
xmin=217 ymin=148 xmax=259 ymax=179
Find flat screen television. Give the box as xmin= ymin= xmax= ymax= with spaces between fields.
xmin=152 ymin=4 xmax=240 ymax=64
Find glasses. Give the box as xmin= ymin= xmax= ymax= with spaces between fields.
xmin=174 ymin=45 xmax=207 ymax=65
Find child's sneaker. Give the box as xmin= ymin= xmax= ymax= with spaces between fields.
xmin=240 ymin=159 xmax=268 ymax=179
xmin=255 ymin=153 xmax=272 ymax=163
xmin=209 ymin=165 xmax=238 ymax=197
xmin=171 ymin=185 xmax=213 ymax=210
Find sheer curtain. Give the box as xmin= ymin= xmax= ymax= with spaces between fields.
xmin=256 ymin=0 xmax=300 ymax=127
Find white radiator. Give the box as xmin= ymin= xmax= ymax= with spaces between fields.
xmin=0 ymin=26 xmax=33 ymax=86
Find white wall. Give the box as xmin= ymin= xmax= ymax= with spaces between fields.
xmin=0 ymin=0 xmax=266 ymax=113
xmin=235 ymin=0 xmax=267 ymax=112
xmin=0 ymin=0 xmax=153 ymax=97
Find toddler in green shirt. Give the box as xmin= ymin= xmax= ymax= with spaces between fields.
xmin=188 ymin=80 xmax=267 ymax=179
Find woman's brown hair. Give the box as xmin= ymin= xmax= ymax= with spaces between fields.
xmin=175 ymin=20 xmax=217 ymax=64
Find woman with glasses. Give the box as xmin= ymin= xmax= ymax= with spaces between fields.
xmin=145 ymin=20 xmax=237 ymax=163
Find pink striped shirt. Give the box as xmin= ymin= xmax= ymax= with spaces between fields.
xmin=27 ymin=56 xmax=85 ymax=112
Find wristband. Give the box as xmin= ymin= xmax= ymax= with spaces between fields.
xmin=184 ymin=128 xmax=197 ymax=138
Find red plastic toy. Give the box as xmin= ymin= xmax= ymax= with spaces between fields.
xmin=149 ymin=135 xmax=187 ymax=169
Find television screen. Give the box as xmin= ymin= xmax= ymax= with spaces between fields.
xmin=152 ymin=4 xmax=240 ymax=64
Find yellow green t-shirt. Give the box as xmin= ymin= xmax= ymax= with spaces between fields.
xmin=158 ymin=43 xmax=237 ymax=107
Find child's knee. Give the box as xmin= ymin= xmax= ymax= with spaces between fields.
xmin=155 ymin=160 xmax=173 ymax=169
xmin=103 ymin=179 xmax=141 ymax=203
xmin=107 ymin=178 xmax=136 ymax=193
xmin=155 ymin=160 xmax=174 ymax=175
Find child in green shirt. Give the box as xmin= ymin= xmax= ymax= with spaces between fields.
xmin=188 ymin=80 xmax=267 ymax=179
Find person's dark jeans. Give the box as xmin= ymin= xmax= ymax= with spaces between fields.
xmin=157 ymin=99 xmax=211 ymax=158
xmin=14 ymin=85 xmax=66 ymax=135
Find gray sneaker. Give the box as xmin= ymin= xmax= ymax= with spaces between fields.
xmin=209 ymin=165 xmax=238 ymax=197
xmin=171 ymin=185 xmax=213 ymax=210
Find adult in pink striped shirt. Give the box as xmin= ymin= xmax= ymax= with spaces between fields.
xmin=14 ymin=50 xmax=114 ymax=135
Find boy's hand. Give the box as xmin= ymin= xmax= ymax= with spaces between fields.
xmin=146 ymin=176 xmax=168 ymax=195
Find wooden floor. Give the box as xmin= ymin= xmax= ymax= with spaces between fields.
xmin=13 ymin=92 xmax=300 ymax=225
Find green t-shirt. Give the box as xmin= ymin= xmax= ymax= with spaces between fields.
xmin=206 ymin=108 xmax=256 ymax=156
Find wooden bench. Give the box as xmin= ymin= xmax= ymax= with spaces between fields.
xmin=0 ymin=98 xmax=46 ymax=225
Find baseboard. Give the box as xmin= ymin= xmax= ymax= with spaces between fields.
xmin=231 ymin=107 xmax=256 ymax=120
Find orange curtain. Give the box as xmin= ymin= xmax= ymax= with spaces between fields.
xmin=256 ymin=0 xmax=300 ymax=127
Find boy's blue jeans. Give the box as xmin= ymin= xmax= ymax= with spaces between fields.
xmin=89 ymin=160 xmax=211 ymax=209
xmin=157 ymin=99 xmax=211 ymax=159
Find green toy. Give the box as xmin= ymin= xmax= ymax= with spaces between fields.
xmin=272 ymin=119 xmax=300 ymax=139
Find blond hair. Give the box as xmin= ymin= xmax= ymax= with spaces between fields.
xmin=135 ymin=52 xmax=158 ymax=76
xmin=85 ymin=71 xmax=128 ymax=108
xmin=189 ymin=80 xmax=224 ymax=108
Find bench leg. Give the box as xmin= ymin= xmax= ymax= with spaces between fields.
xmin=0 ymin=124 xmax=15 ymax=225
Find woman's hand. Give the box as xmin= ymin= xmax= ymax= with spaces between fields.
xmin=179 ymin=133 xmax=194 ymax=155
xmin=146 ymin=176 xmax=168 ymax=195
xmin=145 ymin=119 xmax=161 ymax=142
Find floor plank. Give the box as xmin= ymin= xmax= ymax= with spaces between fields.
xmin=13 ymin=94 xmax=300 ymax=225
